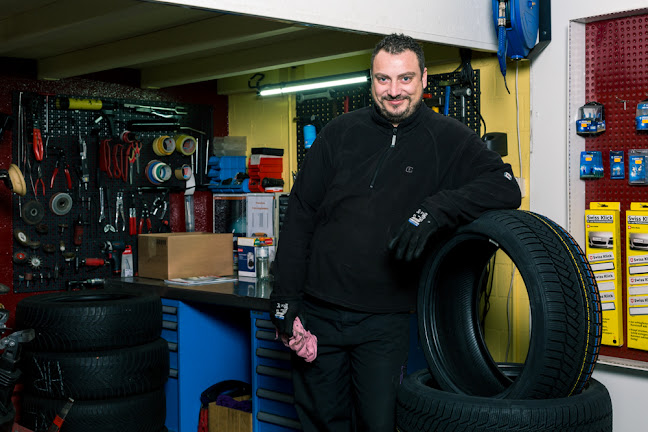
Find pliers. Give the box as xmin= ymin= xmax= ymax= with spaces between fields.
xmin=138 ymin=202 xmax=152 ymax=234
xmin=50 ymin=148 xmax=72 ymax=189
xmin=33 ymin=162 xmax=45 ymax=196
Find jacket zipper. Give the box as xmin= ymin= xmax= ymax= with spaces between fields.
xmin=370 ymin=127 xmax=397 ymax=189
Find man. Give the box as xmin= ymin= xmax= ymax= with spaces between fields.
xmin=270 ymin=33 xmax=521 ymax=431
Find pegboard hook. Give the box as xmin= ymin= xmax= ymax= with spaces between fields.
xmin=616 ymin=97 xmax=627 ymax=110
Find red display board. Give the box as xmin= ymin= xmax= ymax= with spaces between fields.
xmin=584 ymin=14 xmax=648 ymax=361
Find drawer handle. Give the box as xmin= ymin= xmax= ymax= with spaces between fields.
xmin=255 ymin=319 xmax=275 ymax=330
xmin=256 ymin=348 xmax=291 ymax=361
xmin=256 ymin=365 xmax=291 ymax=380
xmin=257 ymin=412 xmax=301 ymax=430
xmin=256 ymin=388 xmax=294 ymax=405
xmin=162 ymin=321 xmax=178 ymax=330
xmin=162 ymin=305 xmax=177 ymax=315
xmin=255 ymin=330 xmax=276 ymax=341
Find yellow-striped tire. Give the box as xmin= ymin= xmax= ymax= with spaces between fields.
xmin=418 ymin=210 xmax=602 ymax=399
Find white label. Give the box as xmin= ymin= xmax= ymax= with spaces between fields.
xmin=595 ymin=272 xmax=615 ymax=281
xmin=600 ymin=292 xmax=616 ymax=301
xmin=628 ymin=255 xmax=648 ymax=265
xmin=588 ymin=252 xmax=615 ymax=262
xmin=601 ymin=302 xmax=616 ymax=311
xmin=629 ymin=296 xmax=648 ymax=305
xmin=629 ymin=276 xmax=648 ymax=285
xmin=628 ymin=215 xmax=648 ymax=224
xmin=629 ymin=285 xmax=648 ymax=295
xmin=629 ymin=265 xmax=648 ymax=275
xmin=591 ymin=262 xmax=615 ymax=271
xmin=629 ymin=306 xmax=648 ymax=316
xmin=597 ymin=281 xmax=615 ymax=292
xmin=587 ymin=214 xmax=614 ymax=223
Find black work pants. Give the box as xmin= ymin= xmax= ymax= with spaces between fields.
xmin=291 ymin=297 xmax=411 ymax=432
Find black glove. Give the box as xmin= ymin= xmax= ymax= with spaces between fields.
xmin=270 ymin=296 xmax=301 ymax=337
xmin=388 ymin=207 xmax=438 ymax=261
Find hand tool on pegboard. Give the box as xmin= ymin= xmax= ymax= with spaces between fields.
xmin=49 ymin=147 xmax=72 ymax=190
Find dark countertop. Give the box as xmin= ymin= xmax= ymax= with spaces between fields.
xmin=107 ymin=276 xmax=273 ymax=311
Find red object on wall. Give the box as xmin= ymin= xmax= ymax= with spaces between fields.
xmin=584 ymin=14 xmax=648 ymax=362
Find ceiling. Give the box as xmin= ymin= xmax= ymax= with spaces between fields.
xmin=0 ymin=0 xmax=394 ymax=90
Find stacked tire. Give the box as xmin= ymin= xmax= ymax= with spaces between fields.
xmin=15 ymin=290 xmax=168 ymax=432
xmin=397 ymin=210 xmax=614 ymax=431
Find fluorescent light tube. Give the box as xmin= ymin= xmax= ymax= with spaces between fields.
xmin=259 ymin=76 xmax=369 ymax=96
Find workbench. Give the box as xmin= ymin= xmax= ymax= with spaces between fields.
xmin=107 ymin=277 xmax=427 ymax=432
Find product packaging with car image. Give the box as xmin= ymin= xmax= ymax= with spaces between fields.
xmin=625 ymin=203 xmax=648 ymax=350
xmin=585 ymin=202 xmax=623 ymax=346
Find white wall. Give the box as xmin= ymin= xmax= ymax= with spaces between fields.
xmin=147 ymin=0 xmax=498 ymax=52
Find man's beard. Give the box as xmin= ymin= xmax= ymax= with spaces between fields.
xmin=374 ymin=95 xmax=421 ymax=124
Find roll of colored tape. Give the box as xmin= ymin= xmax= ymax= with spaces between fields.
xmin=156 ymin=163 xmax=172 ymax=182
xmin=153 ymin=136 xmax=175 ymax=156
xmin=175 ymin=164 xmax=192 ymax=180
xmin=146 ymin=160 xmax=162 ymax=185
xmin=174 ymin=134 xmax=197 ymax=155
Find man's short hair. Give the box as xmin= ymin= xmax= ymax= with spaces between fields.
xmin=371 ymin=33 xmax=426 ymax=76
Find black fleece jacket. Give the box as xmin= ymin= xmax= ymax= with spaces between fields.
xmin=273 ymin=103 xmax=521 ymax=312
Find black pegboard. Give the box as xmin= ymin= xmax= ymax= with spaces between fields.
xmin=11 ymin=92 xmax=212 ymax=293
xmin=296 ymin=70 xmax=481 ymax=169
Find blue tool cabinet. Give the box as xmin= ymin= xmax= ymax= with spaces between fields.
xmin=161 ymin=298 xmax=252 ymax=432
xmin=251 ymin=311 xmax=302 ymax=431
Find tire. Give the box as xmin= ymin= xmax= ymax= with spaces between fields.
xmin=418 ymin=210 xmax=602 ymax=399
xmin=21 ymin=338 xmax=169 ymax=399
xmin=396 ymin=369 xmax=612 ymax=432
xmin=20 ymin=389 xmax=166 ymax=432
xmin=16 ymin=290 xmax=162 ymax=351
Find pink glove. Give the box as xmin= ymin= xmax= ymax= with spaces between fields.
xmin=278 ymin=317 xmax=318 ymax=362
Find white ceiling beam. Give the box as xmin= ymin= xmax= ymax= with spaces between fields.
xmin=37 ymin=15 xmax=305 ymax=80
xmin=141 ymin=32 xmax=381 ymax=88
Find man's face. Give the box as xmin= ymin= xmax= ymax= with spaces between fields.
xmin=371 ymin=49 xmax=427 ymax=126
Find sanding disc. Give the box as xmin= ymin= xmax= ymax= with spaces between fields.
xmin=49 ymin=192 xmax=73 ymax=216
xmin=22 ymin=200 xmax=44 ymax=225
xmin=8 ymin=164 xmax=26 ymax=196
xmin=14 ymin=229 xmax=30 ymax=247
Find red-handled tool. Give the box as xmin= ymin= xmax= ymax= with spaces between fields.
xmin=138 ymin=202 xmax=152 ymax=234
xmin=82 ymin=258 xmax=107 ymax=267
xmin=33 ymin=127 xmax=43 ymax=161
xmin=50 ymin=147 xmax=72 ymax=189
xmin=47 ymin=397 xmax=74 ymax=432
xmin=129 ymin=207 xmax=137 ymax=235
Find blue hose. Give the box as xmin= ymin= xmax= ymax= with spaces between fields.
xmin=497 ymin=25 xmax=507 ymax=79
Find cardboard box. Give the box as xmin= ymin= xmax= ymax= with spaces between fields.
xmin=208 ymin=396 xmax=252 ymax=432
xmin=585 ymin=202 xmax=623 ymax=346
xmin=626 ymin=202 xmax=648 ymax=351
xmin=138 ymin=232 xmax=233 ymax=280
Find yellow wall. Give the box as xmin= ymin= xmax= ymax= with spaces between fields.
xmin=223 ymin=53 xmax=531 ymax=362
